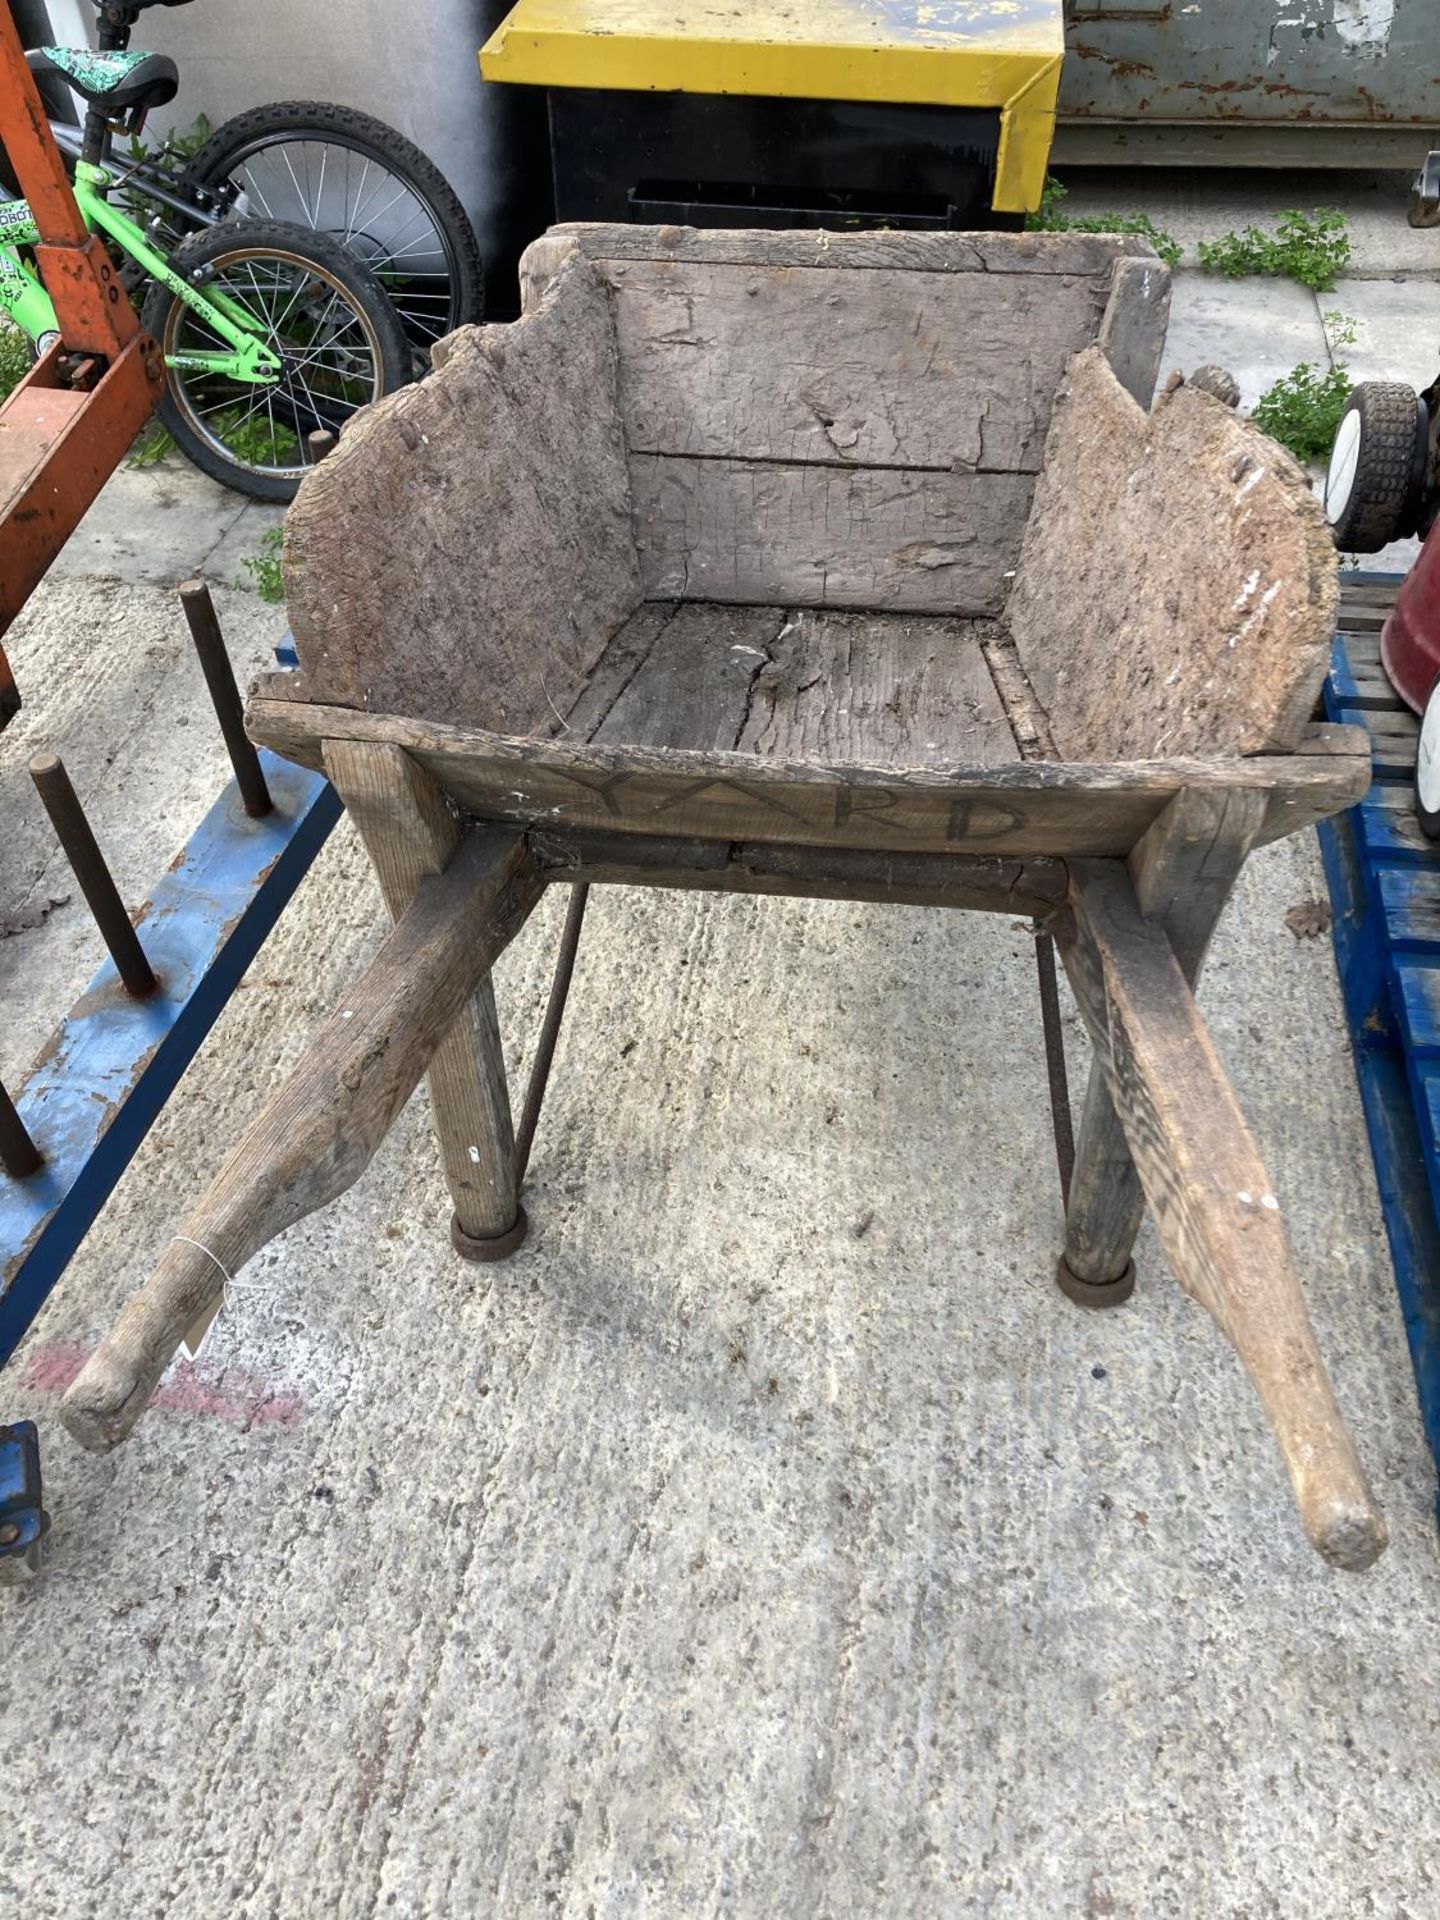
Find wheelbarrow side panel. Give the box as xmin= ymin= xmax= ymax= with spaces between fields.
xmin=279 ymin=250 xmax=644 ymax=734
xmin=1008 ymin=346 xmax=1339 ymax=762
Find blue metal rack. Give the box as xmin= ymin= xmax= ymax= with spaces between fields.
xmin=1318 ymin=571 xmax=1440 ymax=1522
xmin=0 ymin=594 xmax=340 ymax=1374
xmin=0 ymin=755 xmax=339 ymax=1363
xmin=0 ymin=577 xmax=341 ymax=1572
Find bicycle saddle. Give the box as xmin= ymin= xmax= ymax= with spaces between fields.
xmin=26 ymin=47 xmax=179 ymax=114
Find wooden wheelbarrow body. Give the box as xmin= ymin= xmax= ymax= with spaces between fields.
xmin=63 ymin=226 xmax=1384 ymax=1570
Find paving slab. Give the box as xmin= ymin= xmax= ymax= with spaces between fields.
xmin=47 ymin=457 xmax=287 ymax=592
xmin=1056 ymin=164 xmax=1440 ymax=279
xmin=1153 ymin=269 xmax=1326 ymax=410
xmin=0 ymin=821 xmax=1435 ymax=1919
xmin=1327 ymin=275 xmax=1440 ymax=390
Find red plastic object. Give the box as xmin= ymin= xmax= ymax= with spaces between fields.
xmin=1382 ymin=519 xmax=1440 ymax=715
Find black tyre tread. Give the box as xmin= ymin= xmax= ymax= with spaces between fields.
xmin=186 ymin=101 xmax=483 ymax=328
xmin=1328 ymin=381 xmax=1422 ymax=553
xmin=141 ymin=218 xmax=409 ymax=502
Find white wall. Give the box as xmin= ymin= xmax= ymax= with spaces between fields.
xmin=135 ymin=1 xmax=499 ymax=241
xmin=37 ymin=0 xmax=546 ymax=299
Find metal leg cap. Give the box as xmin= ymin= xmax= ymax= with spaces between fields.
xmin=1055 ymin=1254 xmax=1136 ymax=1309
xmin=451 ymin=1206 xmax=528 ymax=1263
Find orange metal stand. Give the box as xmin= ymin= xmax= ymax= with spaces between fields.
xmin=0 ymin=11 xmax=164 ymax=726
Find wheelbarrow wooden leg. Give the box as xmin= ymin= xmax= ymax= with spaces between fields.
xmin=60 ymin=829 xmax=543 ymax=1452
xmin=324 ymin=741 xmax=526 ymax=1259
xmin=1060 ymin=789 xmax=1267 ymax=1300
xmin=1056 ymin=857 xmax=1386 ymax=1570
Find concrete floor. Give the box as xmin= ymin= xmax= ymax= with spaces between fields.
xmin=1060 ymin=165 xmax=1440 ymax=280
xmin=2 ymin=208 xmax=1440 ymax=1918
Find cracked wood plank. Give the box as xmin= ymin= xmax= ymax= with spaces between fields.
xmin=735 ymin=611 xmax=1020 ymax=769
xmin=248 ymin=696 xmax=1370 ymax=859
xmin=591 ymin=604 xmax=787 ymax=752
xmin=573 ymin=605 xmax=1021 ymax=767
xmin=556 ymin=602 xmax=679 ymax=741
xmin=522 ymin=225 xmax=1159 ymax=287
xmin=601 ymin=260 xmax=1109 ymax=473
xmin=530 ymin=828 xmax=1069 ymax=916
xmin=631 ymin=457 xmax=1034 ymax=614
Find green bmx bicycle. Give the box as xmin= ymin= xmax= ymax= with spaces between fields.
xmin=2 ymin=44 xmax=409 ymax=500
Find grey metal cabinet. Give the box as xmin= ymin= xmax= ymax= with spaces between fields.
xmin=1058 ymin=0 xmax=1439 ymax=163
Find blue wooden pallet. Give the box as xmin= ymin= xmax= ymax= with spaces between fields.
xmin=1318 ymin=571 xmax=1440 ymax=1522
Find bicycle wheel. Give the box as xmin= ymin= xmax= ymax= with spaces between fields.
xmin=186 ymin=102 xmax=483 ymax=362
xmin=141 ymin=217 xmax=409 ymax=502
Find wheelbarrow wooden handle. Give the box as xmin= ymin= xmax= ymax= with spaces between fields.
xmin=1057 ymin=861 xmax=1386 ymax=1571
xmin=61 ymin=830 xmax=542 ymax=1453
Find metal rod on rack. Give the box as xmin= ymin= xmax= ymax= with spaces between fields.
xmin=29 ymin=754 xmax=157 ymax=998
xmin=0 ymin=1081 xmax=41 ymax=1180
xmin=178 ymin=581 xmax=273 ymax=818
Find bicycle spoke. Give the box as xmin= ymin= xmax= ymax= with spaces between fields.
xmin=281 ymin=146 xmax=316 ymax=229
xmin=347 ymin=179 xmax=413 ymax=241
xmin=166 ymin=243 xmax=383 ymax=476
xmin=371 ymin=206 xmax=432 ymax=254
xmin=370 ymin=227 xmax=446 ymax=267
xmin=342 ymin=158 xmax=372 ymax=245
xmin=265 ymin=263 xmax=317 ymax=341
xmin=215 ymin=135 xmax=462 ymax=343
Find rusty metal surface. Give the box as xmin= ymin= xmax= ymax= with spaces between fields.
xmin=0 ymin=8 xmax=162 ymax=730
xmin=179 ymin=581 xmax=275 ymax=819
xmin=1055 ymin=1250 xmax=1137 ymax=1307
xmin=0 ymin=1083 xmax=42 ymax=1183
xmin=450 ymin=1204 xmax=531 ymax=1262
xmin=1034 ymin=928 xmax=1075 ymax=1207
xmin=0 ymin=336 xmax=164 ymax=729
xmin=514 ymin=882 xmax=590 ymax=1186
xmin=0 ymin=18 xmax=138 ymax=356
xmin=29 ymin=753 xmax=158 ymax=999
xmin=1060 ymin=0 xmax=1439 ymax=128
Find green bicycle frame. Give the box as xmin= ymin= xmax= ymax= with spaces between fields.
xmin=0 ymin=161 xmax=280 ymax=382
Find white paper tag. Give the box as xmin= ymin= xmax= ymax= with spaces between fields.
xmin=181 ymin=1294 xmax=223 ymax=1359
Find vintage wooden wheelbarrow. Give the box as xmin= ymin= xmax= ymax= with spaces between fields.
xmin=62 ymin=225 xmax=1385 ymax=1570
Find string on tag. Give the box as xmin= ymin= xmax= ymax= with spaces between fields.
xmin=173 ymin=1235 xmax=267 ymax=1356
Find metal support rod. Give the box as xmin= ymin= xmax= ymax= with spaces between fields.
xmin=1034 ymin=928 xmax=1075 ymax=1208
xmin=29 ymin=754 xmax=157 ymax=997
xmin=0 ymin=1081 xmax=41 ymax=1180
xmin=514 ymin=884 xmax=590 ymax=1186
xmin=178 ymin=580 xmax=273 ymax=817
